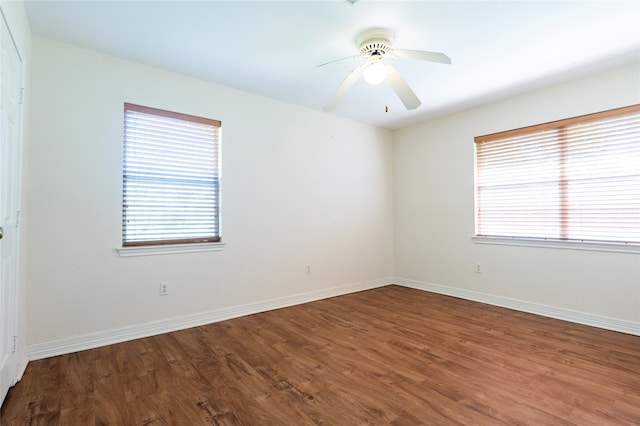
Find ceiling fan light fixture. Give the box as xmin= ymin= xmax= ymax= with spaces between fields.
xmin=363 ymin=60 xmax=388 ymax=85
xmin=322 ymin=27 xmax=450 ymax=111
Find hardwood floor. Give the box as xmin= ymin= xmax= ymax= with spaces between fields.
xmin=2 ymin=285 xmax=639 ymax=425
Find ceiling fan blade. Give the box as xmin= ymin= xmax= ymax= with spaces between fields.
xmin=386 ymin=66 xmax=421 ymax=110
xmin=392 ymin=49 xmax=452 ymax=65
xmin=316 ymin=54 xmax=361 ymax=68
xmin=323 ymin=67 xmax=363 ymax=112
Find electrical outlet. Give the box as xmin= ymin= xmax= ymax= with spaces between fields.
xmin=475 ymin=263 xmax=482 ymax=274
xmin=160 ymin=281 xmax=169 ymax=296
xmin=305 ymin=264 xmax=311 ymax=274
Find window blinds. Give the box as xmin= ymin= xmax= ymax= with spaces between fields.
xmin=123 ymin=103 xmax=221 ymax=246
xmin=475 ymin=105 xmax=640 ymax=245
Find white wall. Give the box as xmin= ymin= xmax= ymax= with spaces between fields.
xmin=394 ymin=62 xmax=640 ymax=328
xmin=23 ymin=34 xmax=640 ymax=352
xmin=26 ymin=37 xmax=394 ymax=346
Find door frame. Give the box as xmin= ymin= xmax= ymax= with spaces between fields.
xmin=0 ymin=6 xmax=24 ymax=407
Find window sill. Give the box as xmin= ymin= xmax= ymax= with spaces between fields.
xmin=117 ymin=242 xmax=225 ymax=257
xmin=472 ymin=236 xmax=639 ymax=254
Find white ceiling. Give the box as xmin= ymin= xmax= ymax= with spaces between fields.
xmin=23 ymin=0 xmax=640 ymax=130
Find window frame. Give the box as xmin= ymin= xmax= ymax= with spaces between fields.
xmin=121 ymin=103 xmax=222 ymax=252
xmin=473 ymin=104 xmax=640 ymax=253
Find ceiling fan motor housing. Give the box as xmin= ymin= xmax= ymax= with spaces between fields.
xmin=357 ymin=28 xmax=393 ymax=58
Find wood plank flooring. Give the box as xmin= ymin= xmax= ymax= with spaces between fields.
xmin=2 ymin=285 xmax=639 ymax=425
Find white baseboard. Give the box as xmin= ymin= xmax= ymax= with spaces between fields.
xmin=25 ymin=275 xmax=638 ymax=363
xmin=16 ymin=354 xmax=28 ymax=382
xmin=394 ymin=277 xmax=640 ymax=336
xmin=26 ymin=277 xmax=394 ymax=361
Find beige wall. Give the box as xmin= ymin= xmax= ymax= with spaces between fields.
xmin=393 ymin=62 xmax=640 ymax=324
xmin=21 ymin=32 xmax=640 ymax=350
xmin=26 ymin=37 xmax=394 ymax=345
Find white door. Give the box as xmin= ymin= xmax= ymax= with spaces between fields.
xmin=0 ymin=11 xmax=22 ymax=405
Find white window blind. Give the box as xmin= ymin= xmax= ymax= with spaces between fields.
xmin=475 ymin=104 xmax=640 ymax=245
xmin=123 ymin=103 xmax=221 ymax=246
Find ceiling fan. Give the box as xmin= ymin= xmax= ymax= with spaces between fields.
xmin=320 ymin=28 xmax=451 ymax=111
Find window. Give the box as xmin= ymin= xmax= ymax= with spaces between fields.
xmin=474 ymin=104 xmax=640 ymax=247
xmin=122 ymin=103 xmax=221 ymax=247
